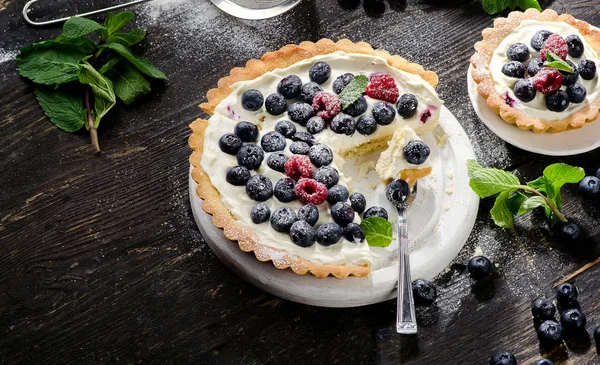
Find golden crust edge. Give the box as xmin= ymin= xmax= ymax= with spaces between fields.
xmin=469 ymin=9 xmax=600 ymax=133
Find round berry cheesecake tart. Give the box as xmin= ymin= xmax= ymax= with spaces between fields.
xmin=189 ymin=39 xmax=446 ymax=279
xmin=471 ymin=9 xmax=600 ymax=133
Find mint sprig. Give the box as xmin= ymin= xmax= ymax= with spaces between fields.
xmin=360 ymin=217 xmax=394 ymax=247
xmin=467 ymin=160 xmax=584 ymax=228
xmin=16 ymin=11 xmax=165 ymax=153
xmin=481 ymin=0 xmax=541 ymax=15
xmin=544 ymin=50 xmax=574 ymax=73
xmin=339 ymin=75 xmax=369 ymax=110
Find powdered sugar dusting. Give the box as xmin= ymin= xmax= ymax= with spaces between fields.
xmin=0 ymin=49 xmax=17 ymax=64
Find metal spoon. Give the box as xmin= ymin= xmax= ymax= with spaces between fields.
xmin=385 ymin=179 xmax=418 ymax=334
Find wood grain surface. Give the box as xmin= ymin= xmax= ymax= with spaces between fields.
xmin=1 ymin=0 xmax=599 ymax=364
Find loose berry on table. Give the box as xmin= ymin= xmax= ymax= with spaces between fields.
xmin=312 ymin=92 xmax=341 ymax=119
xmin=412 ymin=279 xmax=437 ymax=306
xmin=284 ymin=155 xmax=313 ymax=180
xmin=234 ymin=121 xmax=259 ymax=142
xmin=330 ymin=202 xmax=355 ymax=227
xmin=237 ymin=144 xmax=264 ymax=170
xmin=250 ymin=203 xmax=271 ymax=224
xmin=537 ymin=320 xmax=563 ymax=345
xmin=226 ymin=165 xmax=251 ymax=186
xmin=219 ymin=133 xmax=243 ymax=155
xmin=343 ymin=223 xmax=365 ymax=243
xmin=316 ymin=222 xmax=343 ymax=246
xmin=363 ymin=206 xmax=388 ymax=220
xmin=533 ymin=359 xmax=553 ymax=365
xmin=274 ymin=120 xmax=297 ymax=139
xmin=396 ymin=93 xmax=418 ymax=119
xmin=301 ymin=82 xmax=324 ymax=104
xmin=306 ymin=116 xmax=326 ymax=134
xmin=241 ymin=89 xmax=264 ymax=111
xmin=366 ymin=73 xmax=399 ymax=103
xmin=554 ymin=222 xmax=581 ymax=242
xmin=566 ymin=83 xmax=586 ymax=103
xmin=327 ymin=184 xmax=350 ymax=205
xmin=578 ymin=176 xmax=600 ymax=197
xmin=274 ymin=177 xmax=297 ymax=203
xmin=333 ymin=73 xmax=354 ymax=94
xmin=403 ymin=140 xmax=430 ymax=165
xmin=531 ymin=298 xmax=556 ymax=320
xmin=467 ymin=256 xmax=494 ymax=280
xmin=297 ymin=204 xmax=319 ymax=226
xmin=261 ymin=131 xmax=287 ymax=152
xmin=289 ymin=220 xmax=316 ymax=247
xmin=489 ymin=351 xmax=517 ymax=365
xmin=309 ymin=61 xmax=331 ymax=84
xmin=565 ymin=34 xmax=584 ymax=58
xmin=546 ymin=90 xmax=570 ymax=112
xmin=372 ymin=101 xmax=396 ymax=125
xmin=560 ymin=308 xmax=586 ymax=332
xmin=330 ymin=113 xmax=357 ymax=135
xmin=313 ymin=166 xmax=340 ymax=188
xmin=501 ymin=61 xmax=526 ymax=78
xmin=270 ymin=207 xmax=298 ymax=232
xmin=555 ymin=283 xmax=578 ymax=305
xmin=349 ymin=192 xmax=366 ymax=214
xmin=265 ymin=93 xmax=287 ymax=115
xmin=277 ymin=75 xmax=302 ymax=99
xmin=513 ymin=79 xmax=536 ymax=103
xmin=288 ymin=102 xmax=314 ymax=125
xmin=295 ymin=178 xmax=328 ymax=205
xmin=356 ymin=115 xmax=377 ymax=135
xmin=266 ymin=152 xmax=288 ymax=172
xmin=245 ymin=174 xmax=273 ymax=202
xmin=308 ymin=143 xmax=333 ymax=167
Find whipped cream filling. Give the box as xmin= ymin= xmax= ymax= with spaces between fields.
xmin=201 ymin=52 xmax=443 ymax=266
xmin=375 ymin=126 xmax=432 ymax=182
xmin=490 ymin=20 xmax=600 ymax=121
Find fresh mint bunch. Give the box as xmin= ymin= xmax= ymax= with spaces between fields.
xmin=467 ymin=160 xmax=584 ymax=228
xmin=481 ymin=0 xmax=541 ymax=15
xmin=16 ymin=12 xmax=165 ymax=152
xmin=360 ymin=216 xmax=394 ymax=247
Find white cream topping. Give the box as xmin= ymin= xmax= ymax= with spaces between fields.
xmin=375 ymin=126 xmax=432 ymax=181
xmin=490 ymin=20 xmax=600 ymax=121
xmin=201 ymin=52 xmax=442 ymax=266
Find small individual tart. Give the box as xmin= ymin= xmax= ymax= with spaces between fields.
xmin=470 ymin=9 xmax=600 ymax=133
xmin=189 ymin=39 xmax=443 ymax=278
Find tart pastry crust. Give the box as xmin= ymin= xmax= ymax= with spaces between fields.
xmin=189 ymin=39 xmax=438 ymax=278
xmin=470 ymin=9 xmax=600 ymax=133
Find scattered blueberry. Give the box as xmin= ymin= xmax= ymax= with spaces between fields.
xmin=372 ymin=101 xmax=396 ymax=125
xmin=594 ymin=326 xmax=600 ymax=345
xmin=566 ymin=34 xmax=584 ymax=58
xmin=412 ymin=279 xmax=437 ymax=306
xmin=292 ymin=131 xmax=315 ymax=145
xmin=531 ymin=30 xmax=553 ymax=51
xmin=327 ymin=184 xmax=350 ymax=205
xmin=330 ymin=202 xmax=355 ymax=227
xmin=537 ymin=320 xmax=564 ymax=345
xmin=555 ymin=283 xmax=578 ymax=305
xmin=261 ymin=131 xmax=287 ymax=152
xmin=333 ymin=73 xmax=354 ymax=94
xmin=277 ymin=75 xmax=302 ymax=99
xmin=330 ymin=113 xmax=357 ymax=135
xmin=219 ymin=133 xmax=243 ymax=155
xmin=308 ymin=143 xmax=333 ymax=167
xmin=554 ymin=222 xmax=581 ymax=242
xmin=578 ymin=176 xmax=600 ymax=198
xmin=343 ymin=223 xmax=365 ymax=243
xmin=489 ymin=351 xmax=517 ymax=365
xmin=265 ymin=93 xmax=287 ymax=115
xmin=274 ymin=120 xmax=297 ymax=138
xmin=385 ymin=179 xmax=410 ymax=208
xmin=531 ymin=298 xmax=556 ymax=320
xmin=266 ymin=153 xmax=287 ymax=172
xmin=300 ymin=82 xmax=324 ymax=104
xmin=403 ymin=140 xmax=430 ymax=165
xmin=234 ymin=121 xmax=259 ymax=142
xmin=513 ymin=79 xmax=536 ymax=102
xmin=309 ymin=61 xmax=331 ymax=84
xmin=237 ymin=144 xmax=264 ymax=170
xmin=397 ymin=93 xmax=419 ymax=119
xmin=560 ymin=60 xmax=579 ymax=86
xmin=289 ymin=220 xmax=316 ymax=247
xmin=288 ymin=102 xmax=314 ymax=124
xmin=363 ymin=206 xmax=388 ymax=220
xmin=528 ymin=58 xmax=544 ymax=76
xmin=297 ymin=204 xmax=319 ymax=226
xmin=356 ymin=115 xmax=377 ymax=135
xmin=349 ymin=192 xmax=366 ymax=214
xmin=579 ymin=60 xmax=596 ymax=80
xmin=502 ymin=61 xmax=526 ymax=78
xmin=546 ymin=90 xmax=570 ymax=112
xmin=567 ymin=83 xmax=586 ymax=103
xmin=250 ymin=203 xmax=270 ymax=224
xmin=533 ymin=359 xmax=553 ymax=365
xmin=245 ymin=174 xmax=273 ymax=202
xmin=345 ymin=96 xmax=368 ymax=117
xmin=316 ymin=222 xmax=343 ymax=246
xmin=467 ymin=256 xmax=494 ymax=280
xmin=560 ymin=308 xmax=586 ymax=332
xmin=241 ymin=89 xmax=264 ymax=111
xmin=274 ymin=178 xmax=297 ymax=202
xmin=313 ymin=166 xmax=339 ymax=188
xmin=507 ymin=43 xmax=530 ymax=62
xmin=290 ymin=141 xmax=310 ymax=155
xmin=270 ymin=207 xmax=298 ymax=232
xmin=226 ymin=165 xmax=251 ymax=186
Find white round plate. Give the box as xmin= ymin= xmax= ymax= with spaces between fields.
xmin=467 ymin=64 xmax=600 ymax=156
xmin=209 ymin=0 xmax=301 ymax=20
xmin=189 ymin=106 xmax=479 ymax=308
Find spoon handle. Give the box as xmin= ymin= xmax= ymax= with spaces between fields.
xmin=396 ymin=209 xmax=417 ymax=334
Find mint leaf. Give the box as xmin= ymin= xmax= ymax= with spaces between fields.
xmin=339 ymin=75 xmax=368 ymax=110
xmin=106 ymin=29 xmax=146 ymax=47
xmin=62 ymin=17 xmax=106 ymax=38
xmin=481 ymin=0 xmax=507 ymax=14
xmin=467 ymin=159 xmax=522 ymax=198
xmin=506 ymin=191 xmax=527 ymax=215
xmin=16 ymin=41 xmax=85 ymax=85
xmin=98 ymin=58 xmax=120 ymax=74
xmin=107 ymin=62 xmax=151 ymax=105
xmin=519 ymin=0 xmax=541 ymax=10
xmin=544 ymin=51 xmax=573 ymax=72
xmin=55 ymin=36 xmax=96 ymax=54
xmin=35 ymin=88 xmax=87 ymax=132
xmin=543 ymin=163 xmax=585 ymax=191
xmin=517 ymin=196 xmax=549 ymax=215
xmin=78 ymin=63 xmax=116 ymax=128
xmin=491 ymin=191 xmax=514 ymax=228
xmin=102 ymin=42 xmax=166 ymax=80
xmin=360 ymin=217 xmax=393 ymax=247
xmin=105 ymin=12 xmax=135 ymax=35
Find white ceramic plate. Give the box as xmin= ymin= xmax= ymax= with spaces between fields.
xmin=467 ymin=64 xmax=600 ymax=156
xmin=189 ymin=106 xmax=479 ymax=308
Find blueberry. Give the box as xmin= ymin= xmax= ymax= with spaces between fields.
xmin=489 ymin=351 xmax=517 ymax=365
xmin=531 ymin=298 xmax=556 ymax=320
xmin=554 ymin=222 xmax=581 ymax=242
xmin=234 ymin=121 xmax=259 ymax=142
xmin=250 ymin=203 xmax=270 ymax=224
xmin=356 ymin=115 xmax=377 ymax=135
xmin=467 ymin=256 xmax=494 ymax=280
xmin=290 ymin=141 xmax=310 ymax=155
xmin=316 ymin=222 xmax=343 ymax=246
xmin=237 ymin=144 xmax=264 ymax=170
xmin=579 ymin=60 xmax=596 ymax=80
xmin=289 ymin=220 xmax=316 ymax=247
xmin=292 ymin=131 xmax=315 ymax=145
xmin=537 ymin=320 xmax=563 ymax=344
xmin=528 ymin=58 xmax=543 ymax=77
xmin=330 ymin=202 xmax=355 ymax=227
xmin=219 ymin=133 xmax=243 ymax=155
xmin=560 ymin=308 xmax=586 ymax=332
xmin=555 ymin=283 xmax=578 ymax=305
xmin=578 ymin=176 xmax=600 ymax=197
xmin=397 ymin=93 xmax=418 ymax=119
xmin=373 ymin=101 xmax=396 ymax=125
xmin=309 ymin=61 xmax=331 ymax=84
xmin=333 ymin=73 xmax=354 ymax=94
xmin=560 ymin=60 xmax=579 ymax=86
xmin=386 ymin=179 xmax=411 ymax=207
xmin=330 ymin=113 xmax=356 ymax=135
xmin=513 ymin=79 xmax=536 ymax=102
xmin=245 ymin=174 xmax=273 ymax=202
xmin=241 ymin=89 xmax=264 ymax=111
xmin=566 ymin=34 xmax=584 ymax=58
xmin=313 ymin=166 xmax=339 ymax=188
xmin=297 ymin=204 xmax=319 ymax=226
xmin=506 ymin=43 xmax=530 ymax=62
xmin=274 ymin=178 xmax=297 ymax=202
xmin=502 ymin=61 xmax=526 ymax=78
xmin=363 ymin=206 xmax=388 ymax=220
xmin=349 ymin=192 xmax=366 ymax=214
xmin=531 ymin=30 xmax=553 ymax=51
xmin=300 ymin=82 xmax=323 ymax=104
xmin=594 ymin=326 xmax=600 ymax=344
xmin=327 ymin=185 xmax=349 ymax=205
xmin=270 ymin=207 xmax=297 ymax=232
xmin=226 ymin=165 xmax=251 ymax=186
xmin=277 ymin=75 xmax=302 ymax=99
xmin=308 ymin=143 xmax=333 ymax=167
xmin=274 ymin=120 xmax=297 ymax=138
xmin=567 ymin=83 xmax=586 ymax=103
xmin=546 ymin=90 xmax=570 ymax=112
xmin=403 ymin=140 xmax=430 ymax=165
xmin=533 ymin=359 xmax=554 ymax=365
xmin=261 ymin=131 xmax=286 ymax=152
xmin=266 ymin=153 xmax=287 ymax=172
xmin=412 ymin=279 xmax=437 ymax=306
xmin=265 ymin=93 xmax=287 ymax=115
xmin=343 ymin=223 xmax=365 ymax=243
xmin=345 ymin=96 xmax=367 ymax=117
xmin=306 ymin=116 xmax=325 ymax=134
xmin=288 ymin=102 xmax=314 ymax=124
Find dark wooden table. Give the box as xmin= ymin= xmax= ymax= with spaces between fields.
xmin=1 ymin=0 xmax=599 ymax=364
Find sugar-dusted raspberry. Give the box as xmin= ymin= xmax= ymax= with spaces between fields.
xmin=295 ymin=178 xmax=328 ymax=205
xmin=540 ymin=34 xmax=568 ymax=61
xmin=312 ymin=92 xmax=341 ymax=119
xmin=284 ymin=155 xmax=313 ymax=180
xmin=365 ymin=73 xmax=399 ymax=103
xmin=532 ymin=67 xmax=564 ymax=95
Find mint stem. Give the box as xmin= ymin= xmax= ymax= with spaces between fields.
xmin=85 ymin=87 xmax=100 ymax=153
xmin=520 ymin=185 xmax=567 ymax=223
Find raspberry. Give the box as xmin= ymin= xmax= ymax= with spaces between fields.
xmin=284 ymin=155 xmax=313 ymax=180
xmin=295 ymin=178 xmax=328 ymax=205
xmin=312 ymin=92 xmax=341 ymax=119
xmin=532 ymin=67 xmax=563 ymax=95
xmin=540 ymin=34 xmax=568 ymax=61
xmin=365 ymin=73 xmax=399 ymax=103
